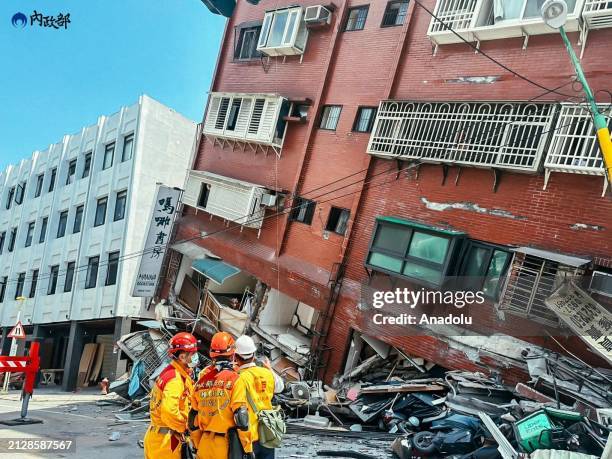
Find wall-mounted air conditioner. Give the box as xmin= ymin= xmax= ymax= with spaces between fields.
xmin=261 ymin=193 xmax=277 ymax=207
xmin=304 ymin=5 xmax=332 ymax=26
xmin=590 ymin=270 xmax=612 ymax=298
xmin=257 ymin=6 xmax=309 ymax=57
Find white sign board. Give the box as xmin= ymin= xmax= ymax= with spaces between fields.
xmin=545 ymin=282 xmax=612 ymax=365
xmin=132 ymin=186 xmax=181 ymax=297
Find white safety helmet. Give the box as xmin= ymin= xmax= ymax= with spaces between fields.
xmin=235 ymin=335 xmax=257 ymax=359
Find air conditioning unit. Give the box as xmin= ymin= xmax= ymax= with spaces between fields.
xmin=590 ymin=271 xmax=612 ymax=298
xmin=261 ymin=193 xmax=277 ymax=207
xmin=304 ymin=5 xmax=332 ymax=26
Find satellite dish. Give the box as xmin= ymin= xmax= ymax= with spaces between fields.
xmin=291 ymin=382 xmax=311 ymax=400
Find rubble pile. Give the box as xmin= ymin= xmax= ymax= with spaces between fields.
xmin=279 ymin=350 xmax=611 ymax=458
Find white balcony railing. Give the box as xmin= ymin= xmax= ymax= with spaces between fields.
xmin=367 ymin=101 xmax=555 ymax=172
xmin=203 ymin=93 xmax=289 ymax=154
xmin=583 ymin=0 xmax=612 ymax=28
xmin=428 ymin=0 xmax=585 ymax=46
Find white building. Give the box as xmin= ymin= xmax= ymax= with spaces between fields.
xmin=0 ymin=95 xmax=196 ymax=389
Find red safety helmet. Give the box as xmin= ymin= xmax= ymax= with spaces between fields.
xmin=209 ymin=332 xmax=235 ymax=359
xmin=168 ymin=332 xmax=198 ymax=356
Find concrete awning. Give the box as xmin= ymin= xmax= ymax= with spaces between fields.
xmin=513 ymin=247 xmax=591 ymax=267
xmin=192 ymin=258 xmax=240 ymax=285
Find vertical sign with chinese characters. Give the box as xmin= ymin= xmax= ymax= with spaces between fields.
xmin=132 ymin=186 xmax=181 ymax=297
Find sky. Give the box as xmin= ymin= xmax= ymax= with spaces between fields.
xmin=0 ymin=0 xmax=226 ymax=170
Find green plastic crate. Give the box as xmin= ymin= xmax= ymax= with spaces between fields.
xmin=514 ymin=411 xmax=554 ymax=453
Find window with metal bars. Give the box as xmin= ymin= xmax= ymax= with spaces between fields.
xmin=497 ymin=253 xmax=585 ymax=326
xmin=382 ymin=1 xmax=409 ymax=27
xmin=325 ymin=207 xmax=350 ymax=235
xmin=345 ymin=5 xmax=369 ymax=31
xmin=368 ymin=101 xmax=554 ymax=172
xmin=319 ymin=105 xmax=342 ymax=130
xmin=353 ymin=107 xmax=378 ymax=133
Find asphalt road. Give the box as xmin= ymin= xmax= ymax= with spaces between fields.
xmin=0 ymin=388 xmax=395 ymax=459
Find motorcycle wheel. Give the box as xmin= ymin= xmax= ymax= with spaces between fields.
xmin=412 ymin=431 xmax=437 ymax=454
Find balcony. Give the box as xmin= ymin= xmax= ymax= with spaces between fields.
xmin=583 ymin=0 xmax=612 ymax=28
xmin=428 ymin=0 xmax=584 ymax=48
xmin=367 ymin=101 xmax=555 ymax=173
xmin=182 ymin=170 xmax=277 ymax=231
xmin=203 ymin=93 xmax=289 ymax=156
xmin=544 ymin=103 xmax=611 ymax=194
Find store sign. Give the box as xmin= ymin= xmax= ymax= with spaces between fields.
xmin=545 ymin=282 xmax=612 ymax=365
xmin=132 ymin=186 xmax=181 ymax=297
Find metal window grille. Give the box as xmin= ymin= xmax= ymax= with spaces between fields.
xmin=320 ymin=105 xmax=342 ymax=130
xmin=382 ymin=1 xmax=410 ymax=27
xmin=367 ymin=101 xmax=555 ymax=172
xmin=545 ymin=103 xmax=610 ymax=175
xmin=498 ymin=253 xmax=584 ymax=326
xmin=430 ymin=0 xmax=477 ymax=32
xmin=345 ymin=6 xmax=368 ymax=31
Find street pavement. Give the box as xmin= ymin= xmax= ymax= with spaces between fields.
xmin=0 ymin=388 xmax=394 ymax=458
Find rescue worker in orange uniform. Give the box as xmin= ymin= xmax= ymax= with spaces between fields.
xmin=144 ymin=331 xmax=198 ymax=459
xmin=234 ymin=335 xmax=284 ymax=459
xmin=190 ymin=332 xmax=253 ymax=459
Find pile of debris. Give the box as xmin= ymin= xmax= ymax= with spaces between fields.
xmin=278 ymin=349 xmax=612 ymax=458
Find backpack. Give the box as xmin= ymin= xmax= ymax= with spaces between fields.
xmin=246 ymin=391 xmax=286 ymax=449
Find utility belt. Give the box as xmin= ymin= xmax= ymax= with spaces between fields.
xmin=202 ymin=431 xmax=227 ymax=438
xmin=149 ymin=425 xmax=180 ymax=436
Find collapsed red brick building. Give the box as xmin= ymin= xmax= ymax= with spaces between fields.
xmin=159 ymin=0 xmax=612 ymax=386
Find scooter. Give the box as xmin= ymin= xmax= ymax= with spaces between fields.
xmin=411 ymin=413 xmax=486 ymax=457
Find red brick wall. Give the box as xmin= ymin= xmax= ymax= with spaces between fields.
xmin=177 ymin=0 xmax=612 ymax=379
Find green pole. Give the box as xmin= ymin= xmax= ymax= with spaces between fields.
xmin=559 ymin=26 xmax=612 ymax=184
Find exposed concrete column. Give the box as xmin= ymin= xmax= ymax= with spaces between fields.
xmin=62 ymin=321 xmax=84 ymax=391
xmin=108 ymin=317 xmax=132 ymax=382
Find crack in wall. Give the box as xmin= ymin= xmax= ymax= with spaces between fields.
xmin=420 ymin=197 xmax=527 ymax=220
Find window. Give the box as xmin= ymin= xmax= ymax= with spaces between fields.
xmin=66 ymin=159 xmax=77 ymax=185
xmin=8 ymin=228 xmax=17 ymax=252
xmin=257 ymin=6 xmax=307 ymax=56
xmin=64 ymin=261 xmax=75 ymax=292
xmin=326 ymin=207 xmax=350 ymax=235
xmin=345 ymin=5 xmax=369 ymax=31
xmin=114 ymin=190 xmax=127 ymax=221
xmin=5 ymin=187 xmax=14 ymax=209
xmin=103 ymin=143 xmax=115 ymax=170
xmin=35 ymin=173 xmax=44 ymax=197
xmin=14 ymin=182 xmax=26 ymax=205
xmin=48 ymin=168 xmax=57 ymax=192
xmin=25 ymin=221 xmax=35 ymax=247
xmin=85 ymin=256 xmax=99 ymax=289
xmin=15 ymin=273 xmax=25 ymax=299
xmin=319 ymin=105 xmax=342 ymax=130
xmin=57 ymin=210 xmax=68 ymax=238
xmin=48 ymin=265 xmax=59 ymax=295
xmin=94 ymin=197 xmax=108 ymax=227
xmin=73 ymin=205 xmax=84 ymax=233
xmin=121 ymin=134 xmax=134 ymax=162
xmin=290 ymin=197 xmax=316 ymax=225
xmin=82 ymin=152 xmax=92 ymax=178
xmin=0 ymin=277 xmax=6 ymax=303
xmin=226 ymin=99 xmax=242 ymax=131
xmin=353 ymin=107 xmax=378 ymax=133
xmin=459 ymin=242 xmax=511 ymax=298
xmin=382 ymin=1 xmax=409 ymax=27
xmin=367 ymin=218 xmax=463 ymax=286
xmin=105 ymin=251 xmax=120 ymax=286
xmin=498 ymin=252 xmax=585 ymax=325
xmin=29 ymin=269 xmax=38 ymax=298
xmin=39 ymin=217 xmax=48 ymax=243
xmin=197 ymin=183 xmax=211 ymax=209
xmin=0 ymin=231 xmax=5 ymax=254
xmin=235 ymin=25 xmax=262 ymax=60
